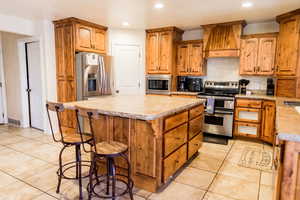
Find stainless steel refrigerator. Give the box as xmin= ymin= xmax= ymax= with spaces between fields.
xmin=76 ymin=52 xmax=112 ymax=100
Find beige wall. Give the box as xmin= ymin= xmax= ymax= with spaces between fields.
xmin=1 ymin=32 xmax=26 ymax=122
xmin=182 ymin=21 xmax=279 ymax=90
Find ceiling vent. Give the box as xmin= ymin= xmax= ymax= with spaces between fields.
xmin=202 ymin=20 xmax=246 ymax=58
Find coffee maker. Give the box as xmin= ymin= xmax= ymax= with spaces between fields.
xmin=177 ymin=76 xmax=187 ymax=91
xmin=239 ymin=79 xmax=250 ymax=94
xmin=266 ymin=78 xmax=275 ymax=96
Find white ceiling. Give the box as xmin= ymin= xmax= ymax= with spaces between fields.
xmin=1 ymin=0 xmax=300 ymax=29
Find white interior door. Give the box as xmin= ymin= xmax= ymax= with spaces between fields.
xmin=112 ymin=44 xmax=142 ymax=94
xmin=26 ymin=42 xmax=43 ymax=130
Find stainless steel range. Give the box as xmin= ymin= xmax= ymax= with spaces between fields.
xmin=197 ymin=81 xmax=239 ymax=137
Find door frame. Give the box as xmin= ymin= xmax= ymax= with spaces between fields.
xmin=17 ymin=37 xmax=46 ymax=130
xmin=0 ymin=34 xmax=8 ymax=124
xmin=110 ymin=42 xmax=144 ymax=94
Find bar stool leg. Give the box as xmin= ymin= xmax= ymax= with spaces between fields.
xmin=56 ymin=145 xmax=67 ymax=193
xmin=111 ymin=158 xmax=116 ymax=200
xmin=75 ymin=144 xmax=83 ymax=200
xmin=106 ymin=158 xmax=110 ymax=195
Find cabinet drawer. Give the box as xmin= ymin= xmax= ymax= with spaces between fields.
xmin=164 ymin=111 xmax=188 ymax=132
xmin=189 ymin=105 xmax=204 ymax=119
xmin=235 ymin=107 xmax=261 ymax=123
xmin=234 ymin=122 xmax=260 ymax=138
xmin=188 ymin=133 xmax=203 ymax=159
xmin=164 ymin=124 xmax=188 ymax=157
xmin=163 ymin=145 xmax=187 ymax=182
xmin=236 ymin=99 xmax=262 ymax=108
xmin=189 ymin=115 xmax=203 ymax=139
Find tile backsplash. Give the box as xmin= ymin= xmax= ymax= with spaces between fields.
xmin=201 ymin=58 xmax=271 ymax=91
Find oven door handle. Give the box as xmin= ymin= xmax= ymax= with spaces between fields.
xmin=205 ymin=111 xmax=233 ymax=116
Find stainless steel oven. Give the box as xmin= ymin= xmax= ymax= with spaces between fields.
xmin=198 ymin=95 xmax=235 ymax=137
xmin=146 ymin=75 xmax=172 ymax=95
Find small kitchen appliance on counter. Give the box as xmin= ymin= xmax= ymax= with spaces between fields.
xmin=146 ymin=75 xmax=172 ymax=95
xmin=186 ymin=77 xmax=203 ymax=92
xmin=239 ymin=79 xmax=250 ymax=94
xmin=177 ymin=76 xmax=188 ymax=91
xmin=266 ymin=78 xmax=275 ymax=96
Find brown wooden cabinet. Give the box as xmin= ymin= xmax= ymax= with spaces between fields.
xmin=146 ymin=27 xmax=183 ymax=74
xmin=240 ymin=33 xmax=277 ymax=76
xmin=234 ymin=98 xmax=275 ymax=144
xmin=176 ymin=40 xmax=205 ymax=76
xmin=53 ymin=17 xmax=107 ymax=131
xmin=275 ymin=9 xmax=300 ymax=98
xmin=261 ymin=101 xmax=276 ymax=143
xmin=75 ymin=24 xmax=106 ymax=54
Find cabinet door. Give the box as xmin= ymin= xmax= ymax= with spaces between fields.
xmin=189 ymin=43 xmax=204 ymax=75
xmin=276 ymin=17 xmax=300 ymax=76
xmin=93 ymin=28 xmax=106 ymax=53
xmin=176 ymin=44 xmax=189 ymax=75
xmin=257 ymin=37 xmax=276 ymax=75
xmin=261 ymin=101 xmax=276 ymax=144
xmin=75 ymin=24 xmax=93 ymax=51
xmin=146 ymin=33 xmax=159 ymax=73
xmin=158 ymin=31 xmax=172 ymax=73
xmin=240 ymin=38 xmax=259 ymax=75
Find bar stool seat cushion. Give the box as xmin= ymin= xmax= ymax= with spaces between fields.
xmin=93 ymin=141 xmax=128 ymax=155
xmin=61 ymin=133 xmax=92 ymax=144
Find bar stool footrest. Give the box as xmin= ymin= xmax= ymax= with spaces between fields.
xmin=57 ymin=160 xmax=91 ymax=180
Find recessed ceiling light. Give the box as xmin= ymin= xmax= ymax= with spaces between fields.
xmin=242 ymin=2 xmax=253 ymax=8
xmin=122 ymin=22 xmax=129 ymax=26
xmin=154 ymin=3 xmax=164 ymax=9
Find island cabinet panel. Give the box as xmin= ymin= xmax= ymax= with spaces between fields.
xmin=163 ymin=145 xmax=187 ymax=182
xmin=236 ymin=99 xmax=262 ymax=108
xmin=190 ymin=104 xmax=204 ymax=119
xmin=164 ymin=111 xmax=188 ymax=131
xmin=164 ymin=123 xmax=188 ymax=157
xmin=188 ymin=133 xmax=203 ymax=159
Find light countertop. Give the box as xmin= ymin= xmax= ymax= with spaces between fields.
xmin=64 ymin=95 xmax=205 ymax=120
xmin=170 ymin=91 xmax=198 ymax=96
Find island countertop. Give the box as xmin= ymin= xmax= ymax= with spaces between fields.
xmin=64 ymin=95 xmax=205 ymax=120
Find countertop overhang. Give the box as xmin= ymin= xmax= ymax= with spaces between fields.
xmin=64 ymin=95 xmax=205 ymax=120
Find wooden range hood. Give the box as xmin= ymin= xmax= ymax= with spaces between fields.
xmin=202 ymin=20 xmax=246 ymax=58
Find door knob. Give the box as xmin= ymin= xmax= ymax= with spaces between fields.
xmin=116 ymin=90 xmax=119 ymax=93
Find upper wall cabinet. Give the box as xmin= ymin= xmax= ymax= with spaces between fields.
xmin=202 ymin=20 xmax=246 ymax=58
xmin=176 ymin=40 xmax=206 ymax=76
xmin=146 ymin=27 xmax=184 ymax=74
xmin=240 ymin=33 xmax=277 ymax=76
xmin=275 ymin=9 xmax=300 ymax=98
xmin=275 ymin=11 xmax=300 ymax=76
xmin=75 ymin=23 xmax=107 ymax=54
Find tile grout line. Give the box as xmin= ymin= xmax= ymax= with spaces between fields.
xmin=200 ymin=140 xmax=236 ymax=200
xmin=257 ymin=170 xmax=262 ymax=200
xmin=0 ymin=168 xmax=59 ymax=200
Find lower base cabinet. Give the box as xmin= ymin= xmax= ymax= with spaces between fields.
xmin=234 ymin=98 xmax=276 ymax=144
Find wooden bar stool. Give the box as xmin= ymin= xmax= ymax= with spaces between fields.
xmin=46 ymin=101 xmax=96 ymax=200
xmin=75 ymin=107 xmax=134 ymax=200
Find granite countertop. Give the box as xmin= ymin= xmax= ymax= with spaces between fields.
xmin=171 ymin=91 xmax=199 ymax=96
xmin=275 ymin=98 xmax=300 ymax=142
xmin=64 ymin=95 xmax=205 ymax=120
xmin=235 ymin=94 xmax=276 ymax=100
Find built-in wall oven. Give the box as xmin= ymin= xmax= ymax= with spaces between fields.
xmin=146 ymin=75 xmax=172 ymax=95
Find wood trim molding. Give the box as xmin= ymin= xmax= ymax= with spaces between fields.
xmin=179 ymin=39 xmax=203 ymax=44
xmin=201 ymin=20 xmax=247 ymax=28
xmin=241 ymin=32 xmax=278 ymax=39
xmin=276 ymin=8 xmax=300 ymax=22
xmin=53 ymin=17 xmax=108 ymax=30
xmin=146 ymin=26 xmax=184 ymax=34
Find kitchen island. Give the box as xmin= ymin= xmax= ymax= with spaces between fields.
xmin=64 ymin=95 xmax=205 ymax=192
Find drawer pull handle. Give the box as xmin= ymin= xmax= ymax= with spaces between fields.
xmin=175 ymin=137 xmax=181 ymax=140
xmin=175 ymin=160 xmax=179 ymax=164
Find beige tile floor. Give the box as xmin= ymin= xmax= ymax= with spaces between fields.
xmin=0 ymin=125 xmax=274 ymax=200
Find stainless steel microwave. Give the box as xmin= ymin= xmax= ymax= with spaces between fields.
xmin=146 ymin=75 xmax=172 ymax=95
